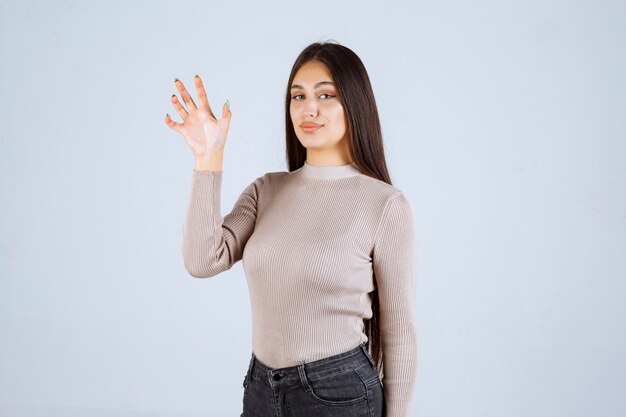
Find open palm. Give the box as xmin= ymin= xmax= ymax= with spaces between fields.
xmin=164 ymin=75 xmax=231 ymax=157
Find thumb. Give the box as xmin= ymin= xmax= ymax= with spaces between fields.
xmin=221 ymin=99 xmax=231 ymax=120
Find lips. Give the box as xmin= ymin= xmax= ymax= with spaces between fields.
xmin=300 ymin=123 xmax=322 ymax=128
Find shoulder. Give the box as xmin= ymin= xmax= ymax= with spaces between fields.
xmin=351 ymin=175 xmax=415 ymax=218
xmin=357 ymin=175 xmax=403 ymax=198
xmin=382 ymin=191 xmax=414 ymax=220
xmin=242 ymin=170 xmax=290 ymax=194
xmin=371 ymin=188 xmax=415 ymax=251
xmin=363 ymin=178 xmax=414 ymax=235
xmin=246 ymin=170 xmax=288 ymax=184
xmin=265 ymin=170 xmax=290 ymax=179
xmin=255 ymin=170 xmax=290 ymax=186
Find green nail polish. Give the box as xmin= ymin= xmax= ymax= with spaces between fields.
xmin=174 ymin=77 xmax=179 ymax=83
xmin=226 ymin=99 xmax=231 ymax=109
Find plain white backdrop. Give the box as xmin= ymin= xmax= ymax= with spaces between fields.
xmin=1 ymin=0 xmax=624 ymax=416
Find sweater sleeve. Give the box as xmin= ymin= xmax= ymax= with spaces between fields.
xmin=182 ymin=170 xmax=264 ymax=278
xmin=372 ymin=192 xmax=419 ymax=417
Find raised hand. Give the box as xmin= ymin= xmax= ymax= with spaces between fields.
xmin=165 ymin=75 xmax=231 ymax=158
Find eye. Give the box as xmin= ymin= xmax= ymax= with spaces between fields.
xmin=291 ymin=93 xmax=336 ymax=100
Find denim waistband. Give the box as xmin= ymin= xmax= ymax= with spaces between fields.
xmin=246 ymin=342 xmax=377 ymax=388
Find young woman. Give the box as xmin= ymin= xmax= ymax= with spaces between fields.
xmin=165 ymin=41 xmax=418 ymax=417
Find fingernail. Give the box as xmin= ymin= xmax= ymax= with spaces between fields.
xmin=174 ymin=77 xmax=179 ymax=83
xmin=226 ymin=99 xmax=231 ymax=109
xmin=195 ymin=74 xmax=199 ymax=79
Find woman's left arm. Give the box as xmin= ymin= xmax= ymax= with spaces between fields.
xmin=372 ymin=192 xmax=419 ymax=417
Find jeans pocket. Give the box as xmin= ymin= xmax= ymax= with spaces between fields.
xmin=306 ymin=368 xmax=368 ymax=406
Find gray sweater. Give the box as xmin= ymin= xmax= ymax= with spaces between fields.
xmin=183 ymin=161 xmax=418 ymax=417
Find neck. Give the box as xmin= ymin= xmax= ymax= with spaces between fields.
xmin=299 ymin=160 xmax=362 ymax=180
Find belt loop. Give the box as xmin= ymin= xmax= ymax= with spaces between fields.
xmin=297 ymin=363 xmax=313 ymax=393
xmin=359 ymin=343 xmax=376 ymax=368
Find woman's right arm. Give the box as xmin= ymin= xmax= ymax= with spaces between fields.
xmin=164 ymin=75 xmax=258 ymax=277
xmin=182 ymin=158 xmax=265 ymax=278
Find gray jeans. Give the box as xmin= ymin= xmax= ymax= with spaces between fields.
xmin=241 ymin=342 xmax=384 ymax=417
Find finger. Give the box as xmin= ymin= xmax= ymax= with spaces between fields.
xmin=194 ymin=75 xmax=217 ymax=120
xmin=194 ymin=74 xmax=217 ymax=119
xmin=164 ymin=113 xmax=183 ymax=133
xmin=220 ymin=100 xmax=232 ymax=121
xmin=175 ymin=78 xmax=198 ymax=111
xmin=171 ymin=94 xmax=189 ymax=119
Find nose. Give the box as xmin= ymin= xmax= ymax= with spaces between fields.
xmin=303 ymin=100 xmax=318 ymax=117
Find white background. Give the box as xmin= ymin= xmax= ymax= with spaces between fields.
xmin=1 ymin=0 xmax=624 ymax=416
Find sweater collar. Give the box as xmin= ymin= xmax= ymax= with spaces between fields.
xmin=300 ymin=160 xmax=362 ymax=180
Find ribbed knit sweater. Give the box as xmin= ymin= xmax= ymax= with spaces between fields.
xmin=182 ymin=161 xmax=418 ymax=417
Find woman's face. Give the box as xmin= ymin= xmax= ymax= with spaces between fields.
xmin=289 ymin=60 xmax=349 ymax=153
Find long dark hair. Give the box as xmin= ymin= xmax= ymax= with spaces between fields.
xmin=284 ymin=40 xmax=393 ymax=376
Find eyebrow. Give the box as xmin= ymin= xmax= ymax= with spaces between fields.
xmin=290 ymin=81 xmax=335 ymax=90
